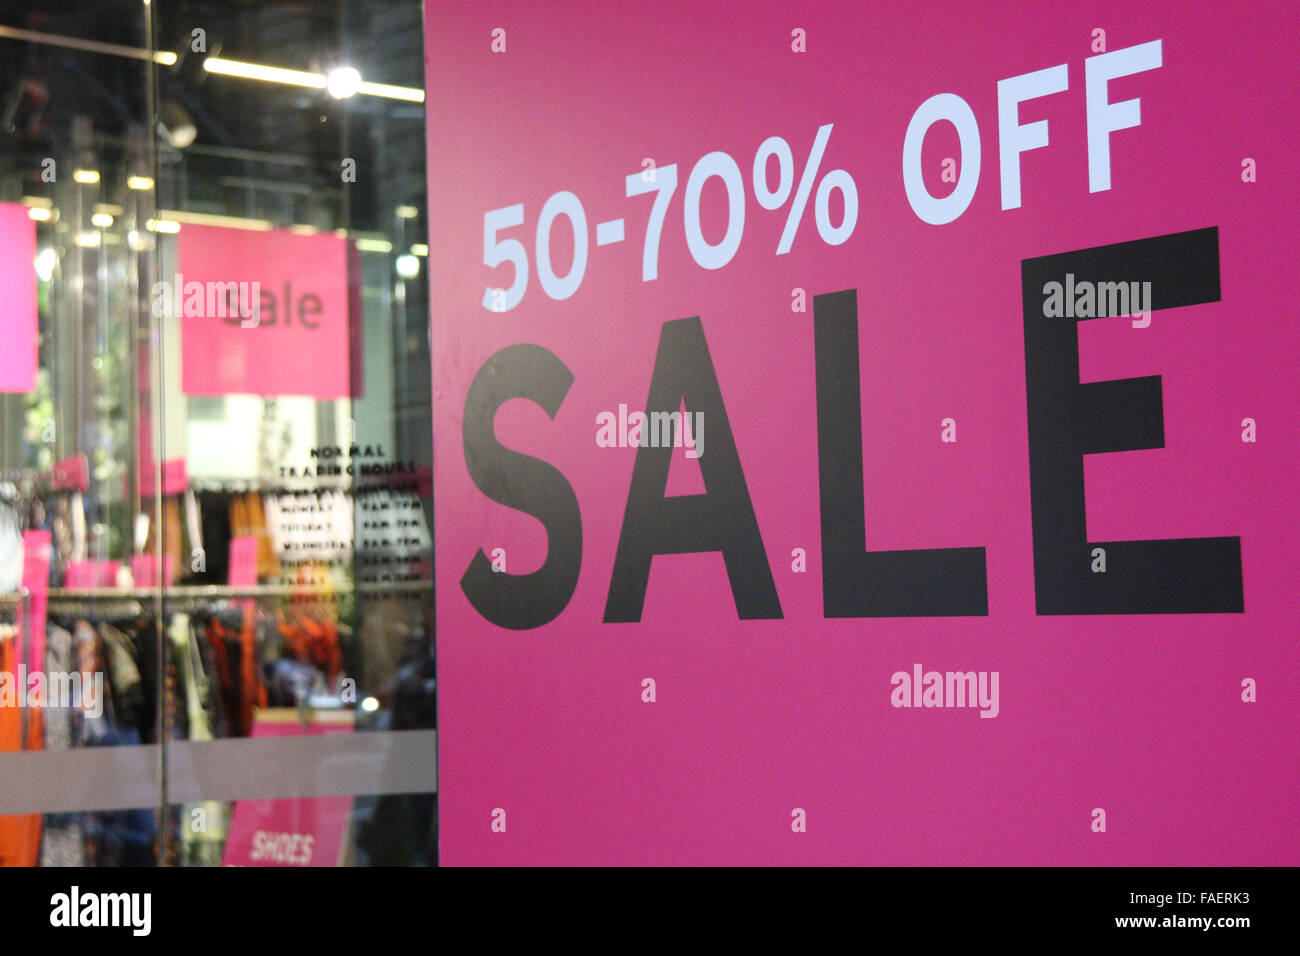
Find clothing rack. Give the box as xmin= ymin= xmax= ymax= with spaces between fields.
xmin=0 ymin=579 xmax=432 ymax=613
xmin=189 ymin=476 xmax=355 ymax=493
xmin=188 ymin=476 xmax=427 ymax=494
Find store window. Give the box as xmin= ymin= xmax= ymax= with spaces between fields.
xmin=0 ymin=0 xmax=435 ymax=866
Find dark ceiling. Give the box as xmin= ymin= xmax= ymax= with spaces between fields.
xmin=0 ymin=0 xmax=426 ymax=233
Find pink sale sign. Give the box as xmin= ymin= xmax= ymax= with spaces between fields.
xmin=425 ymin=0 xmax=1300 ymax=864
xmin=0 ymin=201 xmax=38 ymax=394
xmin=177 ymin=224 xmax=354 ymax=399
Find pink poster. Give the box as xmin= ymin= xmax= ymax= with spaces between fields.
xmin=177 ymin=224 xmax=354 ymax=399
xmin=0 ymin=202 xmax=38 ymax=393
xmin=222 ymin=710 xmax=355 ymax=867
xmin=426 ymin=1 xmax=1300 ymax=864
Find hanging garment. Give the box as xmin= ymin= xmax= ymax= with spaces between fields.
xmin=244 ymin=492 xmax=279 ymax=580
xmin=204 ymin=610 xmax=265 ymax=738
xmin=0 ymin=498 xmax=21 ymax=594
xmin=184 ymin=488 xmax=204 ymax=563
xmin=39 ymin=624 xmax=86 ymax=867
xmin=196 ymin=491 xmax=232 ymax=582
xmin=70 ymin=493 xmax=87 ymax=563
xmin=172 ymin=614 xmax=228 ymax=866
xmin=0 ymin=630 xmax=44 ymax=867
xmin=141 ymin=496 xmax=185 ymax=585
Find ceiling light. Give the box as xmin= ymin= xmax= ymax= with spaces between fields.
xmin=355 ymin=237 xmax=393 ymax=253
xmin=34 ymin=249 xmax=58 ymax=282
xmin=357 ymin=80 xmax=425 ymax=103
xmin=127 ymin=175 xmax=155 ymax=190
xmin=73 ymin=169 xmax=101 ymax=184
xmin=410 ymin=243 xmax=428 ymax=257
xmin=395 ymin=254 xmax=420 ymax=279
xmin=146 ymin=218 xmax=181 ymax=234
xmin=91 ymin=213 xmax=114 ymax=228
xmin=204 ymin=57 xmax=326 ymax=90
xmin=200 ymin=55 xmax=421 ymax=102
xmin=27 ymin=207 xmax=52 ymax=222
xmin=158 ymin=100 xmax=197 ymax=149
xmin=326 ymin=66 xmax=362 ymax=99
xmin=157 ymin=209 xmax=272 ymax=231
xmin=74 ymin=232 xmax=102 ymax=248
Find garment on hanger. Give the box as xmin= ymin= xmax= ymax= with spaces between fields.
xmin=196 ymin=491 xmax=232 ymax=582
xmin=172 ymin=613 xmax=227 ymax=866
xmin=0 ymin=626 xmax=44 ymax=867
xmin=0 ymin=496 xmax=21 ymax=594
xmin=39 ymin=624 xmax=86 ymax=867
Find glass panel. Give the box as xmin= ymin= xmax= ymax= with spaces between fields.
xmin=0 ymin=0 xmax=435 ymax=867
xmin=0 ymin=0 xmax=165 ymax=866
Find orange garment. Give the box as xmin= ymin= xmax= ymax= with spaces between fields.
xmin=0 ymin=634 xmax=43 ymax=867
xmin=228 ymin=494 xmax=279 ymax=580
xmin=244 ymin=493 xmax=279 ymax=579
xmin=142 ymin=496 xmax=183 ymax=584
xmin=277 ymin=612 xmax=342 ymax=680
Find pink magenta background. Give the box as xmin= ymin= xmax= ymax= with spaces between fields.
xmin=0 ymin=202 xmax=38 ymax=393
xmin=179 ymin=224 xmax=351 ymax=399
xmin=425 ymin=0 xmax=1300 ymax=864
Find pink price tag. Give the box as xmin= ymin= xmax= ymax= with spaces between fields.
xmin=140 ymin=458 xmax=189 ymax=497
xmin=130 ymin=554 xmax=157 ymax=588
xmin=49 ymin=455 xmax=89 ymax=493
xmin=20 ymin=531 xmax=51 ymax=673
xmin=63 ymin=561 xmax=97 ymax=588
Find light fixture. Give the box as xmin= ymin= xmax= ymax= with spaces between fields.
xmin=0 ymin=24 xmax=176 ymax=66
xmin=204 ymin=57 xmax=326 ymax=90
xmin=357 ymin=80 xmax=424 ymax=103
xmin=127 ymin=175 xmax=155 ymax=190
xmin=34 ymin=248 xmax=58 ymax=282
xmin=355 ymin=237 xmax=393 ymax=253
xmin=158 ymin=209 xmax=272 ymax=231
xmin=361 ymin=697 xmax=380 ymax=713
xmin=396 ymin=205 xmax=419 ymax=219
xmin=91 ymin=213 xmax=113 ymax=228
xmin=201 ymin=55 xmax=423 ymax=102
xmin=326 ymin=66 xmax=362 ymax=99
xmin=158 ymin=100 xmax=197 ymax=150
xmin=146 ymin=218 xmax=181 ymax=234
xmin=395 ymin=254 xmax=420 ymax=279
xmin=410 ymin=243 xmax=428 ymax=257
xmin=73 ymin=169 xmax=101 ymax=184
xmin=27 ymin=207 xmax=52 ymax=222
xmin=74 ymin=232 xmax=102 ymax=248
